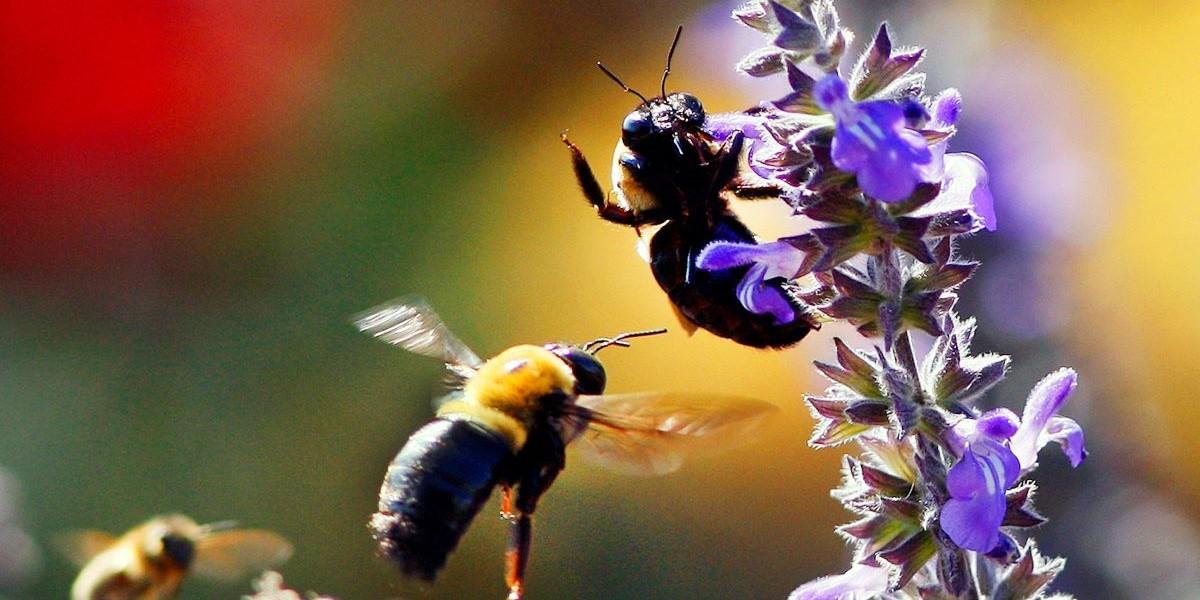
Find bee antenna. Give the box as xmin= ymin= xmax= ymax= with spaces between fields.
xmin=660 ymin=25 xmax=683 ymax=98
xmin=597 ymin=62 xmax=649 ymax=105
xmin=200 ymin=520 xmax=238 ymax=534
xmin=582 ymin=328 xmax=668 ymax=354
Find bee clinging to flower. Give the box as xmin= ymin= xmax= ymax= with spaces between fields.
xmin=562 ymin=27 xmax=820 ymax=348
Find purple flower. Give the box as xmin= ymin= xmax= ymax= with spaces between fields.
xmin=908 ymin=153 xmax=995 ymax=232
xmin=915 ymin=89 xmax=997 ymax=231
xmin=940 ymin=370 xmax=1087 ymax=552
xmin=813 ymin=74 xmax=941 ymax=202
xmin=940 ymin=409 xmax=1021 ymax=552
xmin=788 ymin=562 xmax=890 ymax=600
xmin=1010 ymin=368 xmax=1087 ymax=469
xmin=696 ymin=240 xmax=811 ymax=324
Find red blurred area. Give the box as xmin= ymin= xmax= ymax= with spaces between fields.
xmin=0 ymin=3 xmax=344 ymax=272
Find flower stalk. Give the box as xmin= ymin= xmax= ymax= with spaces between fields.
xmin=702 ymin=2 xmax=1087 ymax=597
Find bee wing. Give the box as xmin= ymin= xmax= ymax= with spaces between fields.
xmin=54 ymin=530 xmax=118 ymax=567
xmin=353 ymin=296 xmax=483 ymax=386
xmin=191 ymin=530 xmax=293 ymax=582
xmin=566 ymin=393 xmax=778 ymax=476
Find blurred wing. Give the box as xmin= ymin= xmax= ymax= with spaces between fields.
xmin=192 ymin=530 xmax=293 ymax=583
xmin=54 ymin=530 xmax=117 ymax=567
xmin=353 ymin=296 xmax=483 ymax=386
xmin=567 ymin=393 xmax=777 ymax=476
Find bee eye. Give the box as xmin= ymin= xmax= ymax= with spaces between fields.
xmin=159 ymin=534 xmax=195 ymax=567
xmin=544 ymin=345 xmax=607 ymax=395
xmin=621 ymin=112 xmax=654 ymax=145
xmin=670 ymin=93 xmax=704 ymax=124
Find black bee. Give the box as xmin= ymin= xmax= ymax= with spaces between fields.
xmin=562 ymin=27 xmax=818 ymax=348
xmin=355 ymin=297 xmax=775 ymax=600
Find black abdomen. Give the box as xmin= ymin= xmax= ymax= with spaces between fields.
xmin=649 ymin=215 xmax=815 ymax=349
xmin=372 ymin=418 xmax=514 ymax=580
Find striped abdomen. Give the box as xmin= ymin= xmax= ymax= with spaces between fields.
xmin=371 ymin=418 xmax=514 ymax=580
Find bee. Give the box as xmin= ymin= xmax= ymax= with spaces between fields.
xmin=57 ymin=514 xmax=292 ymax=600
xmin=561 ymin=27 xmax=818 ymax=348
xmin=355 ymin=297 xmax=776 ymax=600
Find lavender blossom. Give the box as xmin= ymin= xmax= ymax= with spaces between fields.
xmin=813 ymin=74 xmax=940 ymax=203
xmin=696 ymin=239 xmax=816 ymax=324
xmin=243 ymin=571 xmax=336 ymax=600
xmin=710 ymin=2 xmax=1086 ymax=597
xmin=1011 ymin=368 xmax=1087 ymax=469
xmin=787 ymin=562 xmax=888 ymax=600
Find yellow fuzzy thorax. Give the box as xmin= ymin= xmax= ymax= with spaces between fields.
xmin=437 ymin=345 xmax=575 ymax=452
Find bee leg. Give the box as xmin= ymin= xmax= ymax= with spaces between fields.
xmin=560 ymin=133 xmax=608 ymax=211
xmin=561 ymin=133 xmax=645 ymax=227
xmin=504 ymin=429 xmax=566 ymax=600
xmin=505 ymin=512 xmax=533 ymax=600
xmin=500 ymin=486 xmax=516 ymax=521
xmin=728 ymin=179 xmax=785 ymax=200
xmin=711 ymin=131 xmax=746 ymax=193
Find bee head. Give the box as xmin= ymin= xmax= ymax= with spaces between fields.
xmin=599 ymin=26 xmax=702 ymax=156
xmin=544 ymin=327 xmax=668 ymax=395
xmin=160 ymin=533 xmax=196 ymax=568
xmin=142 ymin=515 xmax=200 ymax=568
xmin=544 ymin=344 xmax=607 ymax=395
xmin=620 ymin=93 xmax=705 ymax=152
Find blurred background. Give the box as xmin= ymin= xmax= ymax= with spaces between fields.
xmin=0 ymin=1 xmax=1197 ymax=598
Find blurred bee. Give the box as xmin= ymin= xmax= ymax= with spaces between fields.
xmin=562 ymin=27 xmax=818 ymax=348
xmin=57 ymin=514 xmax=292 ymax=600
xmin=355 ymin=297 xmax=776 ymax=600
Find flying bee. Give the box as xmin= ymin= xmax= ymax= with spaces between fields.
xmin=562 ymin=27 xmax=818 ymax=348
xmin=57 ymin=514 xmax=292 ymax=600
xmin=355 ymin=297 xmax=776 ymax=600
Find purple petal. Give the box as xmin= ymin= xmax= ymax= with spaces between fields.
xmin=945 ymin=444 xmax=986 ymax=498
xmin=914 ymin=153 xmax=995 ymax=231
xmin=941 ymin=440 xmax=1019 ymax=552
xmin=978 ymin=437 xmax=1021 ymax=490
xmin=737 ymin=263 xmax=796 ymax=324
xmin=703 ymin=111 xmax=767 ymax=142
xmin=819 ymin=74 xmax=938 ymax=202
xmin=696 ymin=241 xmax=763 ymax=271
xmin=857 ymin=99 xmax=906 ymax=132
xmin=1046 ymin=415 xmax=1087 ymax=467
xmin=1011 ymin=368 xmax=1078 ymax=469
xmin=976 ymin=408 xmax=1019 ymax=440
xmin=788 ymin=562 xmax=890 ymax=600
xmin=829 ymin=123 xmax=870 ymax=171
xmin=814 ymin=74 xmax=853 ymax=119
xmin=931 ymin=88 xmax=963 ymax=129
xmin=941 ymin=493 xmax=1003 ymax=553
xmin=854 ymin=131 xmax=933 ymax=202
xmin=854 ymin=105 xmax=936 ymax=202
xmin=696 ymin=240 xmax=809 ymax=278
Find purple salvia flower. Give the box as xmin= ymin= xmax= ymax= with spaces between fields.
xmin=696 ymin=240 xmax=811 ymax=324
xmin=1010 ymin=368 xmax=1087 ymax=469
xmin=940 ymin=409 xmax=1021 ymax=552
xmin=917 ymin=88 xmax=997 ymax=231
xmin=911 ymin=153 xmax=996 ymax=232
xmin=720 ymin=0 xmax=1083 ymax=594
xmin=788 ymin=562 xmax=889 ymax=600
xmin=813 ymin=74 xmax=941 ymax=202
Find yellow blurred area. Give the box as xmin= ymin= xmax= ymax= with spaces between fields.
xmin=1019 ymin=1 xmax=1200 ymax=503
